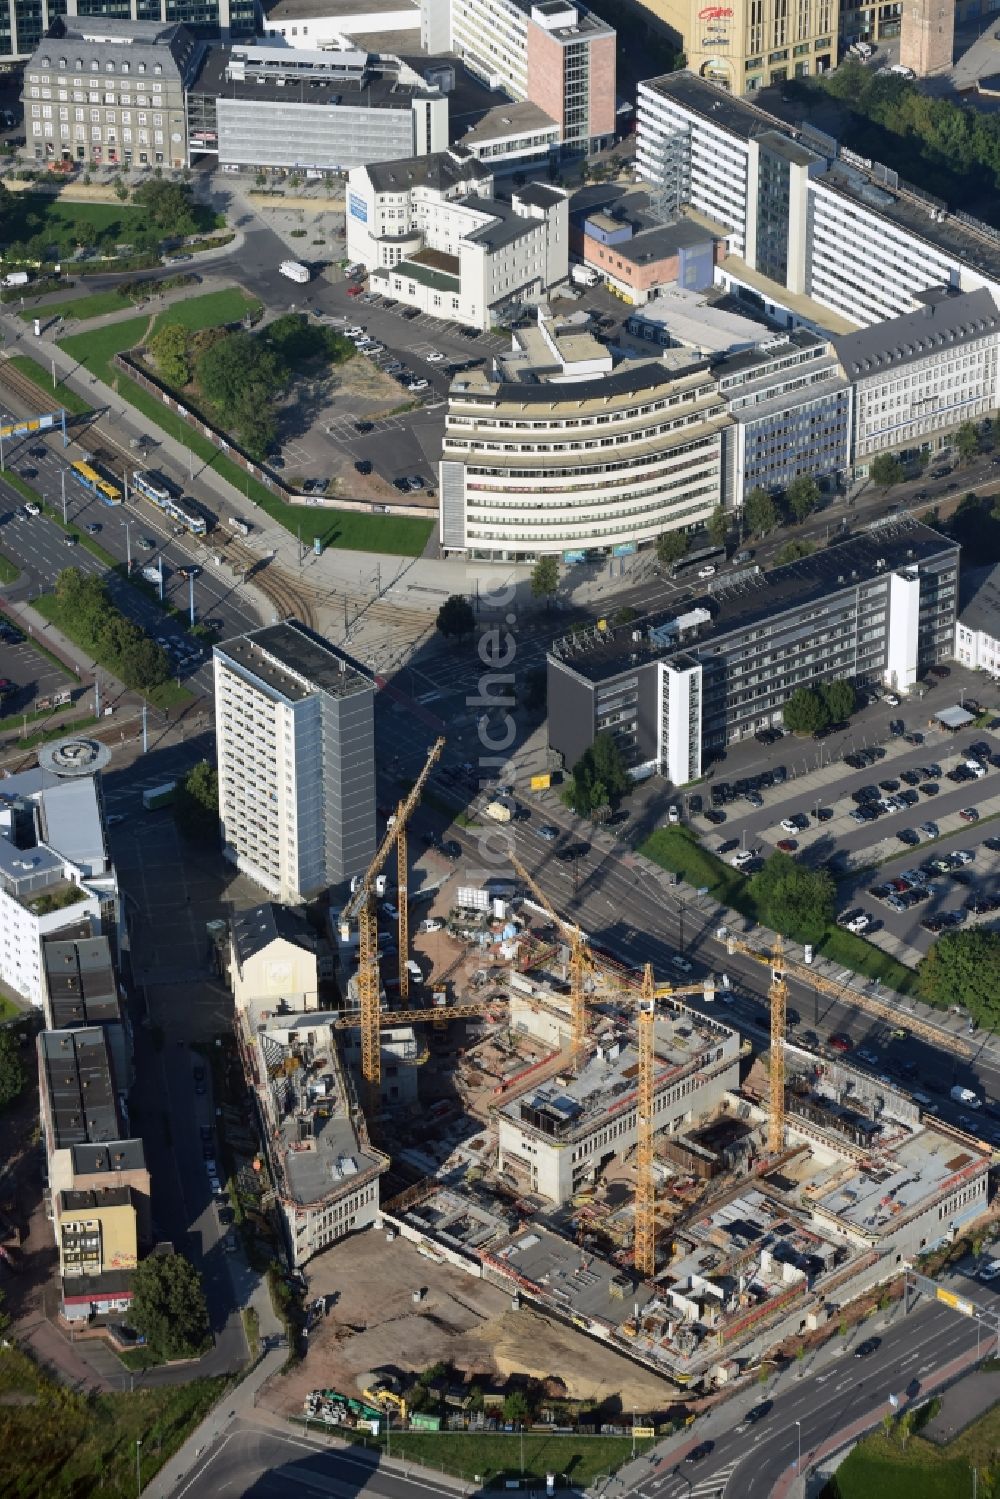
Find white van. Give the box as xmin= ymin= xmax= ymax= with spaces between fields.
xmin=849 ymin=40 xmax=873 ymax=59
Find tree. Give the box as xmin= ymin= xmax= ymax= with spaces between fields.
xmin=819 ymin=678 xmax=855 ymax=723
xmin=195 ymin=331 xmax=284 ymax=460
xmin=0 ymin=1028 xmax=25 ymax=1111
xmin=129 ymin=1251 xmax=210 ymax=1360
xmin=776 ymin=539 xmax=815 ymax=565
xmin=706 ymin=506 xmax=729 ymax=549
xmin=785 ymin=474 xmax=820 ymax=524
xmin=749 ymin=852 xmax=835 ymax=944
xmin=955 ymin=421 xmax=981 ymax=465
xmin=149 ymin=323 xmax=190 ymax=389
xmin=133 ymin=178 xmax=198 ymax=237
xmin=565 ymin=732 xmax=630 ymax=815
xmin=530 ymin=555 xmax=559 ymax=603
xmin=436 ymin=594 xmax=475 ymax=639
xmin=656 ymin=529 xmax=689 ymax=570
xmin=502 ymin=1389 xmax=531 ymax=1424
xmin=175 ymin=760 xmax=219 ymax=844
xmin=870 ymin=454 xmax=903 ymax=488
xmin=782 ymin=687 xmax=830 ymax=736
xmin=744 ymin=487 xmax=778 ymax=537
xmin=918 ymin=928 xmax=1000 ymax=1027
xmin=113 ymin=174 xmax=129 ymax=203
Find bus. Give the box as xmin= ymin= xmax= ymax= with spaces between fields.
xmin=132 ymin=470 xmax=207 ymax=537
xmin=71 ymin=460 xmax=122 ymax=507
xmin=671 ymin=545 xmax=726 ymax=578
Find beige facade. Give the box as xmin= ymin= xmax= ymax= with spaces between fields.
xmin=231 ymin=932 xmax=321 ymax=1021
xmin=634 ymin=0 xmax=837 ymax=95
xmin=59 ymin=1190 xmax=138 ymax=1280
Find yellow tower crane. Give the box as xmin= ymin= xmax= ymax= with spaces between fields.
xmin=630 ymin=968 xmax=719 ymax=1279
xmin=511 ymin=854 xmax=590 ymax=1064
xmin=724 ymin=928 xmax=974 ymax=1153
xmin=767 ymin=934 xmax=788 ymax=1155
xmin=723 ymin=930 xmax=973 ymax=1058
xmin=339 ymin=736 xmax=445 ymax=1095
xmin=633 ymin=962 xmax=657 ymax=1280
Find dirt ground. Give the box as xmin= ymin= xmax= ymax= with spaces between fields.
xmin=263 ymin=1227 xmax=673 ymax=1418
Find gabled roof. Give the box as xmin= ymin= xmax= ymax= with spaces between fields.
xmin=232 ymin=902 xmax=316 ymax=965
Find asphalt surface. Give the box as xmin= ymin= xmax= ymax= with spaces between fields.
xmin=631 ymin=1274 xmax=994 ymax=1499
xmin=0 ymin=430 xmax=262 ymax=702
xmin=174 ymin=1424 xmax=468 ymax=1499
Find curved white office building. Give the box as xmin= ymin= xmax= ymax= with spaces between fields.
xmin=438 ymin=319 xmax=728 ymax=559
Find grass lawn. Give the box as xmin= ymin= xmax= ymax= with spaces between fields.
xmin=153 ymin=287 xmax=262 ymax=332
xmin=0 ymin=986 xmax=21 ymax=1022
xmin=7 ymin=353 xmax=92 ymax=415
xmin=59 ymin=306 xmax=434 ymax=558
xmin=0 ymin=1345 xmax=227 ymax=1499
xmin=0 ymin=551 xmax=19 ymax=582
xmin=18 ymin=287 xmax=134 ymax=323
xmin=347 ymin=1431 xmax=652 ymax=1487
xmin=3 ymin=194 xmax=217 ymax=255
xmin=640 ymin=826 xmax=917 ymax=995
xmin=833 ymin=1442 xmax=968 ymax=1499
xmin=831 ymin=1395 xmax=1000 ymax=1499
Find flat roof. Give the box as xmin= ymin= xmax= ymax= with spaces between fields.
xmin=215 ymin=620 xmax=373 ymax=703
xmin=190 ymin=43 xmax=427 ymax=108
xmin=365 ymin=146 xmax=484 ymax=194
xmin=959 ymin=560 xmax=1000 ymax=636
xmin=450 ymin=354 xmax=709 ymax=410
xmin=638 ymin=70 xmax=791 ymax=144
xmin=267 ymin=0 xmax=417 ymax=15
xmin=490 ymin=1223 xmax=654 ymax=1326
xmin=257 ymin=1016 xmax=385 ymax=1206
xmin=70 ymin=1139 xmax=147 ymax=1176
xmin=505 ymin=1005 xmax=736 ymax=1139
xmin=812 ymin=1127 xmax=987 ymax=1234
xmin=550 ymin=519 xmax=958 ymax=685
xmin=720 ymin=252 xmax=861 ymax=336
xmin=935 ymin=705 xmax=976 ymax=729
xmin=43 ymin=933 xmax=119 ymax=1029
xmin=39 ymin=1028 xmax=121 ymax=1150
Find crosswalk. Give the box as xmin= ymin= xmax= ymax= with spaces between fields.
xmin=637 ymin=1461 xmax=737 ymax=1499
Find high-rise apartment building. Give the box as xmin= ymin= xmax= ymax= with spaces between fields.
xmin=636 ymin=72 xmax=1000 ymax=330
xmin=1 ymin=0 xmax=254 ymax=65
xmin=444 ymin=0 xmax=616 ymax=152
xmin=214 ymin=621 xmax=377 ymax=905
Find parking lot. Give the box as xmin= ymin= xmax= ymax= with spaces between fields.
xmin=686 ymin=686 xmax=1000 ymax=963
xmin=0 ymin=612 xmax=78 ymax=716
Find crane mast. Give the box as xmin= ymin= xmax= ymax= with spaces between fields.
xmin=340 ymin=736 xmax=445 ymax=1097
xmin=511 ymin=854 xmax=589 ymax=1063
xmin=634 ymin=962 xmax=656 ymax=1279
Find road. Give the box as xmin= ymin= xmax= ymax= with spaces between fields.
xmin=626 ymin=1263 xmax=997 ymax=1499
xmin=153 ymin=1261 xmax=997 ymax=1499
xmin=0 ymin=429 xmax=262 ymax=702
xmin=171 ymin=1422 xmax=469 ymax=1499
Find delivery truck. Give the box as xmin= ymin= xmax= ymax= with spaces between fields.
xmin=279 ymin=260 xmax=311 ymax=284
xmin=142 ymin=782 xmax=177 ymax=811
xmin=570 ymin=264 xmax=599 ymax=288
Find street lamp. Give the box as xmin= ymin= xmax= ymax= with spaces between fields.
xmin=795 ymin=1420 xmax=801 ymax=1475
xmin=136 ymin=1437 xmax=142 ymax=1496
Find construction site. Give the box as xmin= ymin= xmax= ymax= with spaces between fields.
xmin=233 ymin=740 xmax=996 ymax=1403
